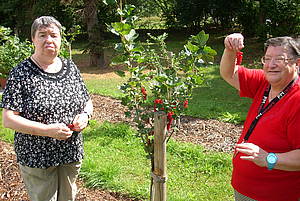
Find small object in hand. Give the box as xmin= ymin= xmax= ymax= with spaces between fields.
xmin=236 ymin=51 xmax=243 ymax=65
xmin=68 ymin=124 xmax=75 ymax=131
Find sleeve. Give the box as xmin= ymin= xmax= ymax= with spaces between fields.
xmin=238 ymin=66 xmax=266 ymax=99
xmin=0 ymin=67 xmax=25 ymax=112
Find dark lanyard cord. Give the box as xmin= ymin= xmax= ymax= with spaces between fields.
xmin=243 ymin=78 xmax=296 ymax=142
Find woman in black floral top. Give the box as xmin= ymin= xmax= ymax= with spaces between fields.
xmin=1 ymin=16 xmax=93 ymax=201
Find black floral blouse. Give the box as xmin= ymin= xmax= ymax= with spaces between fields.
xmin=0 ymin=58 xmax=90 ymax=168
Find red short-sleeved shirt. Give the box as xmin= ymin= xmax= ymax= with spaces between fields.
xmin=232 ymin=66 xmax=300 ymax=201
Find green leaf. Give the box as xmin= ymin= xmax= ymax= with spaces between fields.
xmin=203 ymin=46 xmax=217 ymax=56
xmin=111 ymin=55 xmax=128 ymax=65
xmin=191 ymin=31 xmax=209 ymax=47
xmin=155 ymin=76 xmax=168 ymax=82
xmin=201 ymin=55 xmax=215 ymax=64
xmin=121 ymin=96 xmax=130 ymax=106
xmin=102 ymin=0 xmax=117 ymax=5
xmin=115 ymin=70 xmax=126 ymax=77
xmin=147 ymin=33 xmax=168 ymax=42
xmin=124 ymin=16 xmax=139 ymax=25
xmin=123 ymin=5 xmax=136 ymax=16
xmin=136 ymin=56 xmax=146 ymax=63
xmin=111 ymin=22 xmax=132 ymax=36
xmin=128 ymin=43 xmax=144 ymax=53
xmin=124 ymin=111 xmax=131 ymax=117
xmin=191 ymin=75 xmax=204 ymax=85
xmin=186 ymin=41 xmax=199 ymax=53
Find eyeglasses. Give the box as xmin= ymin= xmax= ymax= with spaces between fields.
xmin=261 ymin=56 xmax=294 ymax=65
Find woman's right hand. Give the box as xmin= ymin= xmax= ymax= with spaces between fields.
xmin=46 ymin=123 xmax=73 ymax=140
xmin=224 ymin=33 xmax=244 ymax=52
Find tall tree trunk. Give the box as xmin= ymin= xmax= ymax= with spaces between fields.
xmin=83 ymin=0 xmax=106 ymax=68
xmin=15 ymin=0 xmax=36 ymax=38
xmin=258 ymin=0 xmax=265 ymax=26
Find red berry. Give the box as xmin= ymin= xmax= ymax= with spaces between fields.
xmin=183 ymin=100 xmax=188 ymax=108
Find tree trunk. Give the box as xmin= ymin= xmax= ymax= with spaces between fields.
xmin=258 ymin=0 xmax=265 ymax=26
xmin=15 ymin=0 xmax=36 ymax=38
xmin=83 ymin=0 xmax=106 ymax=68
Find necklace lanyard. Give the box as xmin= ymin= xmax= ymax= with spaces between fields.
xmin=243 ymin=78 xmax=297 ymax=142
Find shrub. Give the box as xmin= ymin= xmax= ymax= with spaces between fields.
xmin=0 ymin=26 xmax=33 ymax=78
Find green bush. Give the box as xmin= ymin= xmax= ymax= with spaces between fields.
xmin=0 ymin=26 xmax=33 ymax=78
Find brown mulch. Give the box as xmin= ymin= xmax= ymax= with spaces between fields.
xmin=91 ymin=94 xmax=242 ymax=153
xmin=0 ymin=94 xmax=242 ymax=200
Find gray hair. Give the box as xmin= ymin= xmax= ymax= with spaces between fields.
xmin=31 ymin=16 xmax=62 ymax=39
xmin=264 ymin=36 xmax=300 ymax=59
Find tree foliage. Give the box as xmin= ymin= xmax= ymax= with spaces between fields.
xmin=156 ymin=0 xmax=299 ymax=37
xmin=0 ymin=0 xmax=81 ymax=39
xmin=0 ymin=25 xmax=76 ymax=78
xmin=1 ymin=0 xmax=298 ymax=43
xmin=260 ymin=0 xmax=300 ymax=37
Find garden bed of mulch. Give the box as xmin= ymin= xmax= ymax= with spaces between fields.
xmin=0 ymin=94 xmax=242 ymax=200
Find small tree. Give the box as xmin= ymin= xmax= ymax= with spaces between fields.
xmin=104 ymin=1 xmax=216 ymax=199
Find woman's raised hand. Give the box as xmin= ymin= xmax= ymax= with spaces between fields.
xmin=224 ymin=33 xmax=244 ymax=52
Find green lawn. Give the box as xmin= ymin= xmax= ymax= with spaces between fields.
xmin=84 ymin=77 xmax=127 ymax=98
xmin=0 ymin=107 xmax=14 ymax=143
xmin=186 ymin=66 xmax=251 ymax=123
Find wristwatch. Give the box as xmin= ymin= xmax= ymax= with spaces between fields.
xmin=266 ymin=153 xmax=278 ymax=170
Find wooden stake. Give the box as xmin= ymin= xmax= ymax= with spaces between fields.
xmin=151 ymin=111 xmax=167 ymax=201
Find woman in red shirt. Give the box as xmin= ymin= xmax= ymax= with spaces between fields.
xmin=220 ymin=33 xmax=300 ymax=201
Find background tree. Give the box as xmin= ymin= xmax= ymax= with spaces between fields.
xmin=237 ymin=0 xmax=300 ymax=37
xmin=83 ymin=0 xmax=105 ymax=68
xmin=259 ymin=0 xmax=300 ymax=37
xmin=0 ymin=0 xmax=35 ymax=38
xmin=0 ymin=0 xmax=80 ymax=39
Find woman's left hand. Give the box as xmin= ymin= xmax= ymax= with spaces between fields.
xmin=235 ymin=142 xmax=268 ymax=167
xmin=70 ymin=113 xmax=89 ymax=132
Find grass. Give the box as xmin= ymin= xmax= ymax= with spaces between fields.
xmin=186 ymin=66 xmax=251 ymax=123
xmin=84 ymin=77 xmax=127 ymax=98
xmin=0 ymin=108 xmax=14 ymax=143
